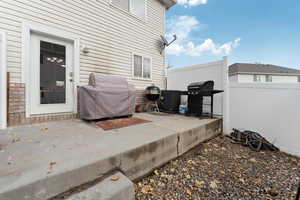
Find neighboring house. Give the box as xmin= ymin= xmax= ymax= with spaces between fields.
xmin=0 ymin=0 xmax=176 ymax=127
xmin=229 ymin=63 xmax=300 ymax=83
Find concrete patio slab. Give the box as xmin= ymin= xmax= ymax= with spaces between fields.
xmin=0 ymin=113 xmax=222 ymax=200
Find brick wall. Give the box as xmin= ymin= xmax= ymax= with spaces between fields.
xmin=7 ymin=83 xmax=78 ymax=126
xmin=8 ymin=83 xmax=26 ymax=126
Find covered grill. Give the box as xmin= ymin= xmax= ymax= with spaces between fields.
xmin=78 ymin=73 xmax=136 ymax=120
xmin=185 ymin=81 xmax=223 ymax=118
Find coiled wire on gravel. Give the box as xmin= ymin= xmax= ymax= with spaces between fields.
xmin=229 ymin=129 xmax=279 ymax=152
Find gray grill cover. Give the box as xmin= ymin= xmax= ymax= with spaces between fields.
xmin=79 ymin=73 xmax=136 ymax=120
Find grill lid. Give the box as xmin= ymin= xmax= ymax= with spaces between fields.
xmin=188 ymin=80 xmax=214 ymax=91
xmin=145 ymin=85 xmax=161 ymax=101
xmin=146 ymin=85 xmax=161 ymax=95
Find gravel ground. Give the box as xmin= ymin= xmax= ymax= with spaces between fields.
xmin=135 ymin=136 xmax=300 ymax=200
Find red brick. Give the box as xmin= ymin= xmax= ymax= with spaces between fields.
xmin=7 ymin=83 xmax=79 ymax=126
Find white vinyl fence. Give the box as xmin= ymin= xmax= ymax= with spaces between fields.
xmin=167 ymin=57 xmax=300 ymax=156
xmin=0 ymin=31 xmax=7 ymax=129
xmin=228 ymin=83 xmax=300 ymax=156
xmin=167 ymin=57 xmax=228 ymax=115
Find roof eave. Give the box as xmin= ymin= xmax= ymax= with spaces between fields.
xmin=230 ymin=72 xmax=300 ymax=76
xmin=159 ymin=0 xmax=177 ymax=9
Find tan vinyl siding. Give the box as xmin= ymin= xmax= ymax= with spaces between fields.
xmin=0 ymin=0 xmax=166 ymax=89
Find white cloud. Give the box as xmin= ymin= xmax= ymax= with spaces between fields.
xmin=165 ymin=15 xmax=199 ymax=55
xmin=177 ymin=0 xmax=208 ymax=7
xmin=166 ymin=15 xmax=241 ymax=57
xmin=186 ymin=38 xmax=241 ymax=56
xmin=166 ymin=15 xmax=200 ymax=42
xmin=166 ymin=43 xmax=186 ymax=56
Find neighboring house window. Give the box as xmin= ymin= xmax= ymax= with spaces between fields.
xmin=253 ymin=75 xmax=262 ymax=82
xmin=133 ymin=54 xmax=151 ymax=79
xmin=266 ymin=75 xmax=272 ymax=82
xmin=111 ymin=0 xmax=146 ymax=19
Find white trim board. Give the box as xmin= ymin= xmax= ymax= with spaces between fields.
xmin=22 ymin=22 xmax=80 ymax=118
xmin=0 ymin=31 xmax=7 ymax=129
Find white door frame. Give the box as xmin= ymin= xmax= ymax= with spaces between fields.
xmin=22 ymin=22 xmax=80 ymax=117
xmin=0 ymin=31 xmax=7 ymax=129
xmin=30 ymin=34 xmax=75 ymax=115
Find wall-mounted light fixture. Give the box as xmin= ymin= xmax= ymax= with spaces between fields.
xmin=81 ymin=45 xmax=90 ymax=54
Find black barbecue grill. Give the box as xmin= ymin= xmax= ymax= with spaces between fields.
xmin=182 ymin=81 xmax=223 ymax=118
xmin=145 ymin=85 xmax=161 ymax=112
xmin=188 ymin=81 xmax=214 ymax=92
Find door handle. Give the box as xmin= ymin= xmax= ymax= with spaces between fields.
xmin=69 ymin=72 xmax=74 ymax=82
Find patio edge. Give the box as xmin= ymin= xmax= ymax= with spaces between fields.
xmin=0 ymin=118 xmax=222 ymax=200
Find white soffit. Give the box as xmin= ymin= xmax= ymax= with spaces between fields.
xmin=159 ymin=0 xmax=177 ymax=9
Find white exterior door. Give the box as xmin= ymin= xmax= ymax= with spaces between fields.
xmin=29 ymin=33 xmax=75 ymax=115
xmin=0 ymin=31 xmax=7 ymax=129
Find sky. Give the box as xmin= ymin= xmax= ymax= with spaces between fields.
xmin=165 ymin=0 xmax=300 ymax=69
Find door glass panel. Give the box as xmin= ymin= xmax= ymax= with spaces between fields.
xmin=40 ymin=41 xmax=66 ymax=104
